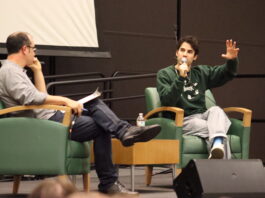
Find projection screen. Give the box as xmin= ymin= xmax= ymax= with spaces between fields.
xmin=0 ymin=0 xmax=104 ymax=57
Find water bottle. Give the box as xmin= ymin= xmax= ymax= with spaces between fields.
xmin=136 ymin=113 xmax=145 ymax=127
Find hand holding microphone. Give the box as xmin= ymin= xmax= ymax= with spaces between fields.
xmin=178 ymin=57 xmax=189 ymax=77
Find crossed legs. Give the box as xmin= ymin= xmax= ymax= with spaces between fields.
xmin=182 ymin=106 xmax=231 ymax=159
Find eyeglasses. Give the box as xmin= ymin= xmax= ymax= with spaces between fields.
xmin=27 ymin=45 xmax=37 ymax=52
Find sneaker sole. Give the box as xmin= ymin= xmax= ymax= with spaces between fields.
xmin=122 ymin=125 xmax=161 ymax=147
xmin=210 ymin=147 xmax=224 ymax=159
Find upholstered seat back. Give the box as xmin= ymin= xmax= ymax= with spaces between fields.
xmin=0 ymin=117 xmax=90 ymax=175
xmin=0 ymin=100 xmax=5 ymax=109
xmin=0 ymin=100 xmax=90 ymax=175
xmin=0 ymin=100 xmax=91 ymax=193
xmin=0 ymin=117 xmax=68 ymax=175
xmin=145 ymin=88 xmax=216 ymax=111
xmin=205 ymin=89 xmax=216 ymax=109
xmin=145 ymin=87 xmax=161 ymax=112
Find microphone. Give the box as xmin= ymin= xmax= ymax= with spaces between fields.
xmin=180 ymin=57 xmax=188 ymax=76
xmin=181 ymin=57 xmax=187 ymax=64
xmin=40 ymin=61 xmax=45 ymax=65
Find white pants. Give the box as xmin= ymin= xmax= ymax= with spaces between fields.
xmin=183 ymin=106 xmax=231 ymax=159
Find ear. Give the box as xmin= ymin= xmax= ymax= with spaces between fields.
xmin=175 ymin=50 xmax=179 ymax=58
xmin=21 ymin=45 xmax=28 ymax=54
xmin=193 ymin=54 xmax=198 ymax=61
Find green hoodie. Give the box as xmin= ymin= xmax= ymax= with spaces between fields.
xmin=157 ymin=58 xmax=238 ymax=117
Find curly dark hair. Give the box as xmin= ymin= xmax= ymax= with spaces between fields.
xmin=176 ymin=35 xmax=199 ymax=55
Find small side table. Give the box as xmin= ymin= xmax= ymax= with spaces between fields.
xmin=111 ymin=139 xmax=179 ymax=191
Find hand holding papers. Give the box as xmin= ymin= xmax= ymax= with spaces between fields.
xmin=78 ymin=88 xmax=102 ymax=104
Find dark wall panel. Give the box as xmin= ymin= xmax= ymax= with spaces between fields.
xmin=181 ymin=0 xmax=265 ymax=74
xmin=111 ymin=77 xmax=156 ymax=121
xmin=99 ymin=0 xmax=177 ymax=74
xmin=104 ymin=35 xmax=176 ymax=72
xmin=212 ymin=79 xmax=265 ymax=119
xmin=181 ymin=0 xmax=265 ymax=42
xmin=194 ymin=41 xmax=265 ymax=74
xmin=99 ymin=0 xmax=176 ymax=35
xmin=249 ymin=123 xmax=265 ymax=160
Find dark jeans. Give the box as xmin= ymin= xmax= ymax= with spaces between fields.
xmin=49 ymin=99 xmax=131 ymax=190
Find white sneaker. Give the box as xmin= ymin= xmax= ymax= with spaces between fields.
xmin=209 ymin=144 xmax=224 ymax=159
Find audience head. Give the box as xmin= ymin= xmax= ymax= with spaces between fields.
xmin=28 ymin=178 xmax=77 ymax=198
xmin=28 ymin=178 xmax=139 ymax=198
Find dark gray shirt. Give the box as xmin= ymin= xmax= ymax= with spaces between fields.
xmin=0 ymin=59 xmax=55 ymax=119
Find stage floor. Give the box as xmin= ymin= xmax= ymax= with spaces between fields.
xmin=0 ymin=166 xmax=176 ymax=198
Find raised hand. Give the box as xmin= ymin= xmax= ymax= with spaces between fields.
xmin=221 ymin=39 xmax=240 ymax=60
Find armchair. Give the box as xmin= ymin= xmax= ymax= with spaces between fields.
xmin=0 ymin=103 xmax=91 ymax=194
xmin=144 ymin=87 xmax=252 ymax=185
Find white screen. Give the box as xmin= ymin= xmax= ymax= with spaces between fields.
xmin=0 ymin=0 xmax=98 ymax=48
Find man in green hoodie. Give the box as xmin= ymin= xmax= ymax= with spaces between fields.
xmin=157 ymin=35 xmax=239 ymax=159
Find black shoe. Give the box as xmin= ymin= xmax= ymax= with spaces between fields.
xmin=99 ymin=181 xmax=138 ymax=195
xmin=120 ymin=124 xmax=161 ymax=147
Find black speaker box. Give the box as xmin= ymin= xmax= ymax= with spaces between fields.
xmin=174 ymin=159 xmax=265 ymax=198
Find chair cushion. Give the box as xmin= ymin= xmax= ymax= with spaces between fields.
xmin=0 ymin=101 xmax=5 ymax=109
xmin=182 ymin=134 xmax=241 ymax=154
xmin=66 ymin=140 xmax=91 ymax=174
xmin=0 ymin=117 xmax=90 ymax=175
xmin=67 ymin=141 xmax=90 ymax=158
xmin=145 ymin=88 xmax=161 ymax=112
xmin=228 ymin=134 xmax=241 ymax=153
xmin=182 ymin=135 xmax=208 ymax=154
xmin=228 ymin=118 xmax=244 ymax=136
xmin=0 ymin=117 xmax=68 ymax=175
xmin=205 ymin=90 xmax=216 ymax=109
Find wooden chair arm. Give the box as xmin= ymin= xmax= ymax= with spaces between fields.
xmin=0 ymin=105 xmax=72 ymax=127
xmin=144 ymin=107 xmax=184 ymax=127
xmin=223 ymin=107 xmax=252 ymax=127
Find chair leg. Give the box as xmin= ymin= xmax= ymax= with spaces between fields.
xmin=13 ymin=175 xmax=22 ymax=194
xmin=145 ymin=166 xmax=153 ymax=186
xmin=83 ymin=173 xmax=90 ymax=192
xmin=57 ymin=175 xmax=72 ymax=186
xmin=172 ymin=167 xmax=182 ymax=182
xmin=176 ymin=168 xmax=182 ymax=176
xmin=130 ymin=165 xmax=135 ymax=192
xmin=69 ymin=175 xmax=77 ymax=185
xmin=172 ymin=164 xmax=178 ymax=179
